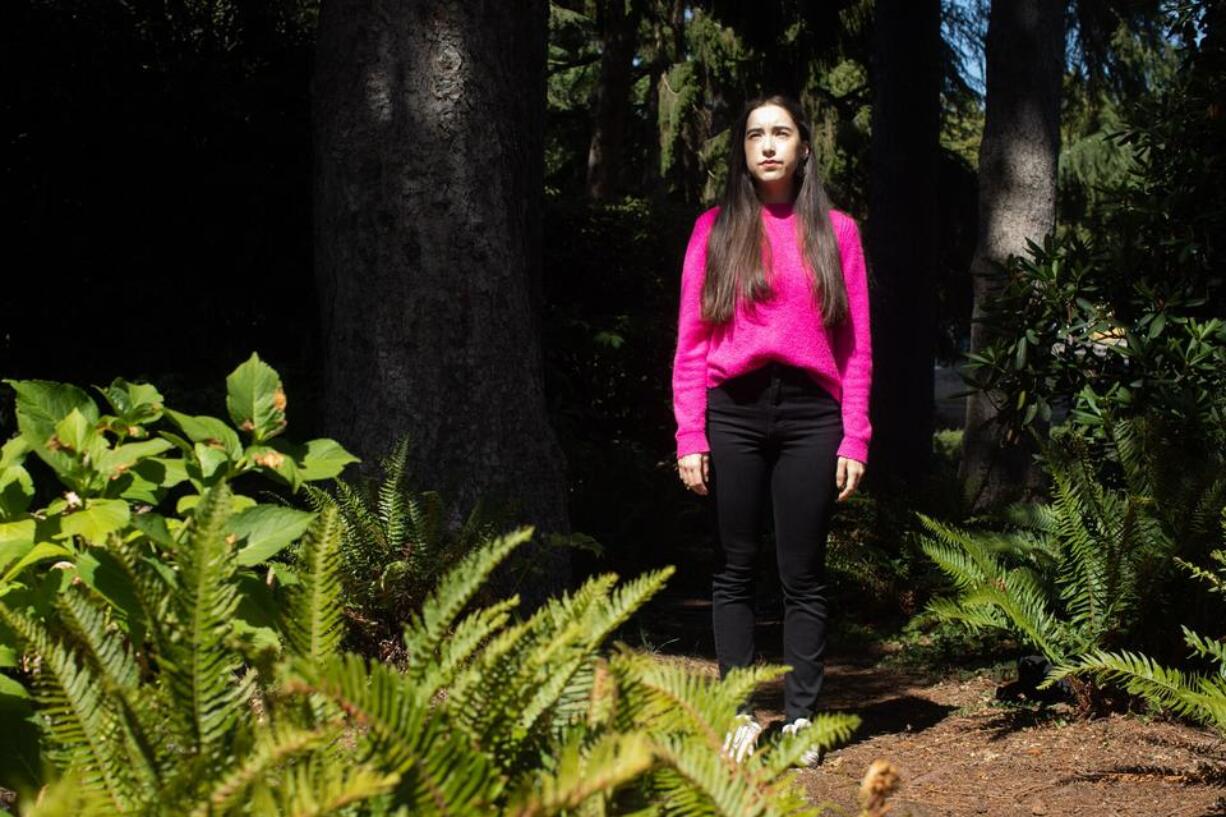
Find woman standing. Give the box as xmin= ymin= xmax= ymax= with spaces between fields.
xmin=671 ymin=93 xmax=872 ymax=766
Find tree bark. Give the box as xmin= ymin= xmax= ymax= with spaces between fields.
xmin=586 ymin=0 xmax=638 ymax=199
xmin=313 ymin=0 xmax=570 ymax=606
xmin=959 ymin=0 xmax=1065 ymax=510
xmin=866 ymin=0 xmax=942 ymax=484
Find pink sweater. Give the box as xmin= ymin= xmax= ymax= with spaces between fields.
xmin=671 ymin=202 xmax=873 ymax=463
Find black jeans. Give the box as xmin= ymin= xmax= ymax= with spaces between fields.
xmin=705 ymin=361 xmax=842 ymax=722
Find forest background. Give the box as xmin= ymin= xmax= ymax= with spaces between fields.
xmin=1 ymin=0 xmax=1224 ymax=678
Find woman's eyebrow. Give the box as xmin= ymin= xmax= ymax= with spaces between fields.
xmin=746 ymin=125 xmax=792 ymax=133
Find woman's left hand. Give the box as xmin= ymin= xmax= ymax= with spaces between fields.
xmin=835 ymin=457 xmax=865 ymax=502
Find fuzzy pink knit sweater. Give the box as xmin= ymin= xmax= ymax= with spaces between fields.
xmin=671 ymin=202 xmax=873 ymax=463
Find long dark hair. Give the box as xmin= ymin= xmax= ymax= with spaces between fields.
xmin=702 ymin=93 xmax=848 ymax=326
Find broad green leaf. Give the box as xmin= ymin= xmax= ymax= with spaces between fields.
xmin=96 ymin=438 xmax=173 ymax=481
xmin=232 ymin=573 xmax=283 ymax=662
xmin=228 ymin=504 xmax=316 ymax=566
xmin=225 ymin=353 xmax=288 ymax=443
xmin=0 ymin=520 xmax=36 ymax=576
xmin=194 ymin=442 xmax=231 ymax=482
xmin=177 ymin=492 xmax=257 ymax=515
xmin=1 ymin=541 xmax=73 ymax=585
xmin=130 ymin=512 xmax=176 ymax=548
xmin=268 ymin=438 xmax=359 ymax=483
xmin=0 ymin=437 xmax=29 ymax=470
xmin=75 ymin=547 xmax=146 ymax=639
xmin=58 ymin=498 xmax=130 ymax=545
xmin=4 ymin=380 xmax=100 ymax=485
xmin=95 ymin=378 xmax=165 ymax=428
xmin=164 ymin=409 xmax=242 ymax=460
xmin=244 ymin=444 xmax=301 ymax=492
xmin=0 ymin=465 xmax=33 ymax=520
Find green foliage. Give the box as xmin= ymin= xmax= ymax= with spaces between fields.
xmin=1045 ymin=513 xmax=1226 ymax=732
xmin=304 ymin=435 xmax=525 ymax=659
xmin=965 ymin=8 xmax=1226 ymax=446
xmin=918 ymin=414 xmax=1224 ymax=667
xmin=963 ymin=232 xmax=1226 ymax=443
xmin=0 ymin=355 xmax=357 ymax=791
xmin=5 ymin=485 xmax=860 ymax=815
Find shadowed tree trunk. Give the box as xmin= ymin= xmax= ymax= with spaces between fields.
xmin=313 ymin=0 xmax=570 ymax=605
xmin=959 ymin=0 xmax=1065 ymax=510
xmin=587 ymin=0 xmax=638 ymax=199
xmin=866 ymin=0 xmax=942 ymax=483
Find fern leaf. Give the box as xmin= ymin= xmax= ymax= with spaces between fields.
xmin=192 ymin=724 xmax=333 ymax=817
xmin=376 ymin=436 xmax=412 ymax=551
xmin=1050 ymin=648 xmax=1226 ymax=730
xmin=759 ymin=712 xmax=859 ymax=778
xmin=284 ymin=504 xmax=347 ymax=664
xmin=284 ymin=654 xmax=505 ymax=814
xmin=163 ymin=481 xmax=251 ymax=758
xmin=402 ymin=526 xmax=534 ymax=679
xmin=505 ymin=731 xmax=655 ymax=817
xmin=0 ymin=603 xmax=136 ymax=811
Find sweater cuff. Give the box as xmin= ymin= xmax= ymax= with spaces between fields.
xmin=836 ymin=436 xmax=869 ymax=465
xmin=676 ymin=430 xmax=710 ymax=459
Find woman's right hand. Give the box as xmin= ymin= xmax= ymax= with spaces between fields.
xmin=678 ymin=452 xmax=710 ymax=495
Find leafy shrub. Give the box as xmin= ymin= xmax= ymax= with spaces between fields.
xmin=1 ymin=356 xmax=862 ymax=815
xmin=1045 ymin=516 xmax=1226 ymax=732
xmin=0 ymin=354 xmax=358 ymax=791
xmin=3 ymin=484 xmax=861 ymax=816
xmin=917 ymin=413 xmax=1225 ymax=708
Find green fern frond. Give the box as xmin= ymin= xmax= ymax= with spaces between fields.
xmin=192 ymin=724 xmax=334 ymax=817
xmin=1050 ymin=648 xmax=1226 ymax=730
xmin=284 ymin=504 xmax=347 ymax=664
xmin=17 ymin=772 xmax=114 ymax=817
xmin=163 ymin=481 xmax=252 ymax=758
xmin=610 ymin=649 xmax=786 ymax=745
xmin=56 ymin=583 xmax=139 ymax=693
xmin=1181 ymin=626 xmax=1226 ymax=672
xmin=0 ymin=602 xmax=136 ymax=811
xmin=376 ymin=436 xmax=412 ymax=550
xmin=650 ymin=732 xmax=802 ymax=817
xmin=414 ymin=596 xmax=520 ymax=700
xmin=285 ymin=653 xmax=505 ymax=813
xmin=334 ymin=476 xmax=387 ymax=553
xmin=923 ymin=596 xmax=1009 ymax=632
xmin=55 ymin=584 xmax=162 ymax=797
xmin=255 ymin=754 xmax=400 ymax=817
xmin=402 ymin=526 xmax=534 ymax=680
xmin=760 ymin=711 xmax=859 ymax=778
xmin=916 ymin=513 xmax=1005 ymax=588
xmin=505 ymin=731 xmax=655 ymax=817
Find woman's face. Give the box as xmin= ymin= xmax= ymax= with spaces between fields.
xmin=743 ymin=104 xmax=808 ymax=197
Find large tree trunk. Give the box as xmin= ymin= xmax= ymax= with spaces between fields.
xmin=865 ymin=0 xmax=942 ymax=484
xmin=586 ymin=0 xmax=637 ymax=200
xmin=313 ymin=0 xmax=570 ymax=605
xmin=959 ymin=0 xmax=1065 ymax=510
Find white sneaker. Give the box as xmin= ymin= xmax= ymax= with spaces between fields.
xmin=780 ymin=717 xmax=823 ymax=767
xmin=721 ymin=713 xmax=763 ymax=763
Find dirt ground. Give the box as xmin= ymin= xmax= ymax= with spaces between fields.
xmin=642 ymin=595 xmax=1226 ymax=817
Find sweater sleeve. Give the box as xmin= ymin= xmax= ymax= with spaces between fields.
xmin=671 ymin=210 xmax=717 ymax=458
xmin=834 ymin=216 xmax=873 ymax=464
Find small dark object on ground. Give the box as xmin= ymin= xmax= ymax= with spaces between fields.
xmin=995 ymin=655 xmax=1073 ymax=705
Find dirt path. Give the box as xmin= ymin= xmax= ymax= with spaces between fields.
xmin=642 ymin=596 xmax=1226 ymax=817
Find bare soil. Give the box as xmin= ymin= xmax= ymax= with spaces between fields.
xmin=641 ymin=595 xmax=1226 ymax=817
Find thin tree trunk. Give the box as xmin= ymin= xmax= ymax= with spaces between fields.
xmin=959 ymin=0 xmax=1065 ymax=510
xmin=866 ymin=0 xmax=942 ymax=483
xmin=587 ymin=0 xmax=637 ymax=200
xmin=313 ymin=0 xmax=570 ymax=605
